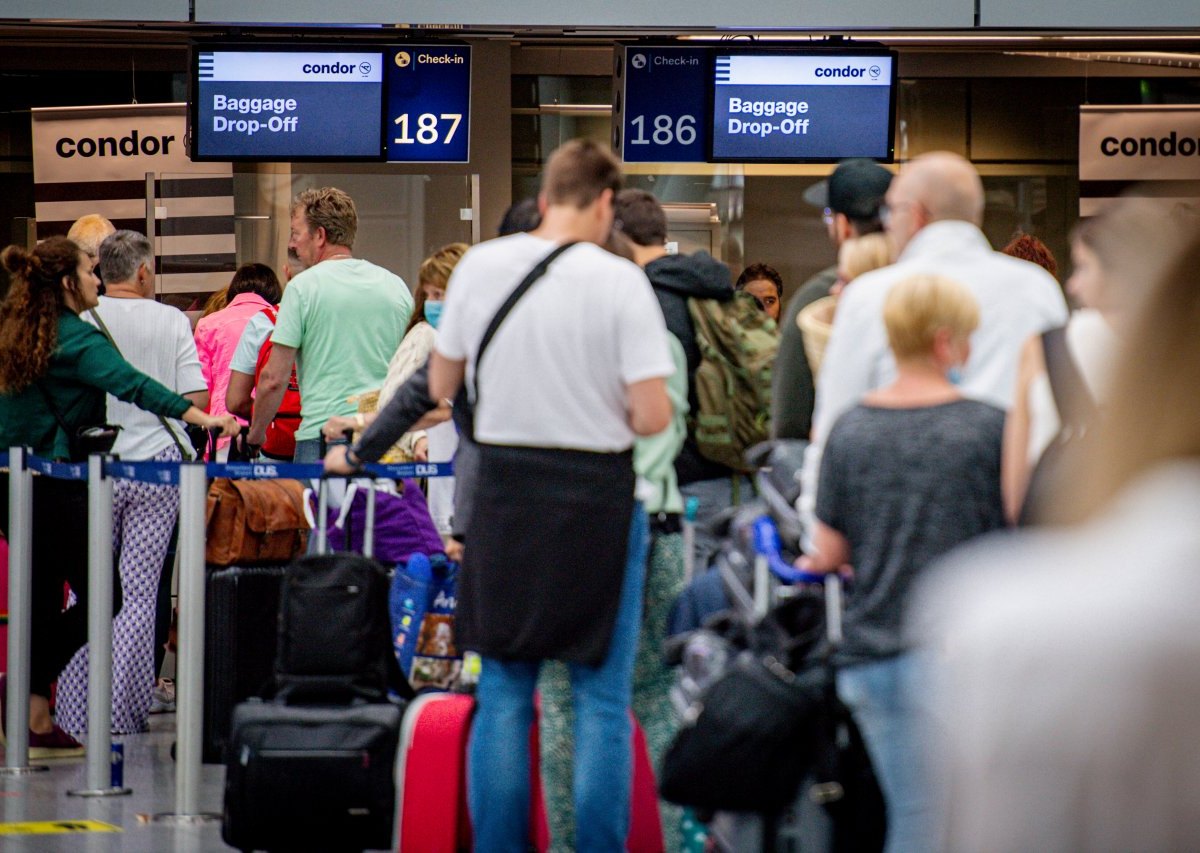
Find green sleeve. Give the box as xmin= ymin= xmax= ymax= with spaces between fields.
xmin=71 ymin=323 xmax=191 ymax=419
xmin=271 ymin=278 xmax=304 ymax=349
xmin=634 ymin=334 xmax=689 ymax=514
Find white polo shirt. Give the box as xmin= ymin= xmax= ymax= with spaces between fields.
xmin=87 ymin=296 xmax=206 ymax=460
xmin=436 ymin=234 xmax=674 ymax=452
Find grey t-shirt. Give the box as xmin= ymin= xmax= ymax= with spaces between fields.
xmin=816 ymin=399 xmax=1006 ymax=664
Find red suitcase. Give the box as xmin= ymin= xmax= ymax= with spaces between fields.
xmin=395 ymin=691 xmax=663 ymax=851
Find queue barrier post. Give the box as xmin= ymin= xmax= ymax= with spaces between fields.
xmin=154 ymin=460 xmax=219 ymax=824
xmin=69 ymin=454 xmax=130 ymax=797
xmin=1 ymin=447 xmax=47 ymax=775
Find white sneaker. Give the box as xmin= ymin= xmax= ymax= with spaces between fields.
xmin=149 ymin=678 xmax=176 ymax=714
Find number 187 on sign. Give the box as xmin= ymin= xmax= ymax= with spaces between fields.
xmin=393 ymin=113 xmax=463 ymax=145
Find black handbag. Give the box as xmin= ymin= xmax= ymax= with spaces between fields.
xmin=659 ymin=651 xmax=823 ymax=814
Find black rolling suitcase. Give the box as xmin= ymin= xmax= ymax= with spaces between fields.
xmin=223 ymin=699 xmax=403 ymax=852
xmin=222 ymin=477 xmax=408 ymax=853
xmin=203 ymin=564 xmax=286 ymax=764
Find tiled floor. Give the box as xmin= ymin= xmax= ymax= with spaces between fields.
xmin=0 ymin=714 xmax=230 ymax=852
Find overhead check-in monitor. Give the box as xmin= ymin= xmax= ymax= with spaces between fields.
xmin=191 ymin=46 xmax=386 ymax=161
xmin=190 ymin=43 xmax=472 ymax=162
xmin=708 ymin=50 xmax=896 ymax=163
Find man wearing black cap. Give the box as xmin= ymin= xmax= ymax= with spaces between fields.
xmin=772 ymin=159 xmax=892 ymax=439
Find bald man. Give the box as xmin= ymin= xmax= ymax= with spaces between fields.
xmin=800 ymin=152 xmax=1068 ymax=537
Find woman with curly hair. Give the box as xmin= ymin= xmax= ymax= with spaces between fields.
xmin=0 ymin=236 xmax=237 ymax=757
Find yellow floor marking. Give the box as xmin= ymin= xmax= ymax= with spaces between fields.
xmin=0 ymin=819 xmax=121 ymax=835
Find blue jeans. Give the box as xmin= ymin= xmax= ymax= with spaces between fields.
xmin=292 ymin=438 xmax=322 ymax=464
xmin=468 ymin=504 xmax=649 ymax=853
xmin=837 ymin=653 xmax=939 ymax=853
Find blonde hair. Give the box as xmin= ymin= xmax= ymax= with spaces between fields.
xmin=838 ymin=233 xmax=892 ymax=282
xmin=883 ymin=273 xmax=979 ymax=361
xmin=66 ymin=214 xmax=116 ymax=258
xmin=407 ymin=242 xmax=468 ymax=335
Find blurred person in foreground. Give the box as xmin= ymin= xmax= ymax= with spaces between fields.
xmin=916 ymin=209 xmax=1200 ymax=853
xmin=0 ymin=238 xmax=236 ymax=756
xmin=799 ymin=273 xmax=1006 ymax=853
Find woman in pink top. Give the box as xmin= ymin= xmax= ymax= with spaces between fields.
xmin=193 ymin=263 xmax=282 ymax=444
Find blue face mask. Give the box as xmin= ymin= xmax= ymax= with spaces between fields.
xmin=947 ymin=365 xmax=964 ymax=386
xmin=424 ymin=300 xmax=444 ymax=329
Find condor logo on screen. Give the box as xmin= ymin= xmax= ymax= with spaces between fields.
xmin=301 ymin=61 xmax=374 ymax=77
xmin=814 ymin=65 xmax=882 ymax=80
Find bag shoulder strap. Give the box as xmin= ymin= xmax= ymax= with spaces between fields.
xmin=34 ymin=379 xmax=73 ymax=449
xmin=1041 ymin=325 xmax=1097 ymax=429
xmin=89 ymin=307 xmax=194 ymax=460
xmin=469 ymin=241 xmax=578 ymax=401
xmin=259 ymin=305 xmax=278 ymax=324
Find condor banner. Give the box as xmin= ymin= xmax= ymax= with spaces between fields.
xmin=32 ymin=103 xmax=235 ymax=294
xmin=1079 ymin=105 xmax=1200 ymax=217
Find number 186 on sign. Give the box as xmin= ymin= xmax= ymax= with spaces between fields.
xmin=393 ymin=113 xmax=463 ymax=145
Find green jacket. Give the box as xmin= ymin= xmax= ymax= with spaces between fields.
xmin=0 ymin=311 xmax=191 ymax=460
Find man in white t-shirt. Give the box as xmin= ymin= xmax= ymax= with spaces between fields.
xmin=57 ymin=229 xmax=209 ymax=736
xmin=800 ymin=151 xmax=1068 ymax=544
xmin=427 ymin=140 xmax=673 ymax=849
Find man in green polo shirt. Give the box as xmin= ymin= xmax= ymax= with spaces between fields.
xmin=247 ymin=187 xmax=413 ymax=462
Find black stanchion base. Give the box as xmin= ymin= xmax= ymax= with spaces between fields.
xmin=151 ymin=812 xmax=222 ymax=825
xmin=0 ymin=765 xmax=49 ymax=775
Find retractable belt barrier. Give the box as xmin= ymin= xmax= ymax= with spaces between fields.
xmin=2 ymin=448 xmax=452 ymax=812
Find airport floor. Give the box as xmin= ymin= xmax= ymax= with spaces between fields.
xmin=0 ymin=713 xmax=231 ymax=852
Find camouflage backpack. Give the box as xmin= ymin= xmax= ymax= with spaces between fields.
xmin=687 ymin=291 xmax=778 ymax=472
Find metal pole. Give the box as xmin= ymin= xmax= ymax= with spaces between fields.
xmin=2 ymin=447 xmax=45 ymax=775
xmin=316 ymin=478 xmax=329 ymax=554
xmin=363 ymin=480 xmax=375 ymax=560
xmin=174 ymin=462 xmax=207 ymax=816
xmin=153 ymin=460 xmax=218 ymax=824
xmin=69 ymin=454 xmax=128 ymax=796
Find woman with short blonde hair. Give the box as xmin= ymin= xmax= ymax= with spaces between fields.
xmin=800 ymin=272 xmax=1004 ymax=852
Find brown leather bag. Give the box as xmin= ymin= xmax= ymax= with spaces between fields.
xmin=205 ymin=478 xmax=309 ymax=566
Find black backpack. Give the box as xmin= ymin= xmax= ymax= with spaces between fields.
xmin=1018 ymin=326 xmax=1099 ymax=526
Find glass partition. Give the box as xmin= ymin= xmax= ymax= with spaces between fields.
xmin=156 ymin=167 xmax=475 ymax=314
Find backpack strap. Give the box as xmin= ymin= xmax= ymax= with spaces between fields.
xmin=1040 ymin=325 xmax=1097 ymax=429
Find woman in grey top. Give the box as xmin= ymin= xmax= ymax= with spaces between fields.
xmin=801 ymin=273 xmax=1006 ymax=853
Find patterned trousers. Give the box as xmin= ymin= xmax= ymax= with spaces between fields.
xmin=56 ymin=445 xmax=181 ymax=735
